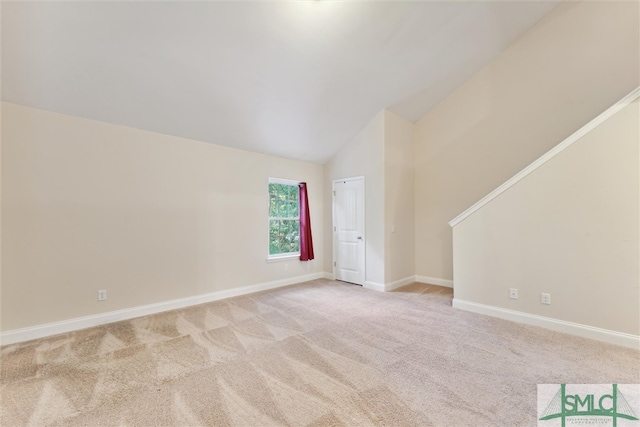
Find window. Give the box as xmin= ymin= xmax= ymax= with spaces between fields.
xmin=268 ymin=178 xmax=300 ymax=257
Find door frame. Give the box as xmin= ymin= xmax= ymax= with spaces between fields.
xmin=332 ymin=176 xmax=365 ymax=283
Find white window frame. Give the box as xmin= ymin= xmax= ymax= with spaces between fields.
xmin=267 ymin=177 xmax=301 ymax=261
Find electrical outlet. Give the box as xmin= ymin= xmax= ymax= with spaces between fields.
xmin=97 ymin=289 xmax=107 ymax=301
xmin=541 ymin=293 xmax=551 ymax=305
xmin=509 ymin=288 xmax=518 ymax=299
xmin=284 ymin=263 xmax=289 ymax=271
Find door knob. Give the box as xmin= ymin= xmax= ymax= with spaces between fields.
xmin=357 ymin=236 xmax=362 ymax=240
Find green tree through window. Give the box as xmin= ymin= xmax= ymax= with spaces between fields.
xmin=269 ymin=181 xmax=300 ymax=256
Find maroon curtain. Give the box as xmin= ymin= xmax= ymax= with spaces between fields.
xmin=299 ymin=182 xmax=314 ymax=261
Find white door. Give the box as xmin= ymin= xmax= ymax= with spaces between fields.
xmin=333 ymin=177 xmax=365 ymax=285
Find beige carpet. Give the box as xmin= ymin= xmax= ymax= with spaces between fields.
xmin=1 ymin=279 xmax=638 ymax=426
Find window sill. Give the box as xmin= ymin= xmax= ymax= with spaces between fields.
xmin=266 ymin=254 xmax=300 ymax=263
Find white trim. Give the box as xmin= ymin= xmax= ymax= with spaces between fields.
xmin=268 ymin=177 xmax=301 ymax=186
xmin=265 ymin=254 xmax=300 ymax=263
xmin=364 ymin=281 xmax=385 ymax=292
xmin=452 ymin=298 xmax=640 ymax=350
xmin=449 ymin=86 xmax=640 ymax=228
xmin=385 ymin=276 xmax=416 ymax=291
xmin=0 ymin=272 xmax=325 ymax=346
xmin=332 ymin=176 xmax=366 ymax=184
xmin=415 ymin=275 xmax=454 ymax=288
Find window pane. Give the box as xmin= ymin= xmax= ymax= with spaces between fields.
xmin=280 ymin=185 xmax=288 ymax=216
xmin=279 ymin=197 xmax=288 ymax=217
xmin=269 ymin=219 xmax=300 ymax=255
xmin=289 ymin=200 xmax=299 ymax=217
xmin=269 ymin=192 xmax=277 ymax=217
xmin=268 ymin=181 xmax=300 ymax=255
xmin=288 ymin=184 xmax=295 ymax=202
xmin=269 ymin=220 xmax=282 ymax=255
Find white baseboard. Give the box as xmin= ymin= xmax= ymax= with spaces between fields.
xmin=0 ymin=272 xmax=325 ymax=346
xmin=415 ymin=275 xmax=453 ymax=288
xmin=363 ymin=276 xmax=416 ymax=292
xmin=452 ymin=298 xmax=640 ymax=350
xmin=322 ymin=272 xmax=335 ymax=280
xmin=363 ymin=281 xmax=385 ymax=292
xmin=385 ymin=276 xmax=416 ymax=292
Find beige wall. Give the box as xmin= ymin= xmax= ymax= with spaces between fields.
xmin=324 ymin=110 xmax=415 ymax=287
xmin=414 ymin=0 xmax=640 ymax=281
xmin=0 ymin=102 xmax=3 ymax=333
xmin=324 ymin=111 xmax=386 ymax=286
xmin=452 ymin=99 xmax=639 ymax=335
xmin=1 ymin=103 xmax=324 ymax=331
xmin=384 ymin=110 xmax=414 ymax=283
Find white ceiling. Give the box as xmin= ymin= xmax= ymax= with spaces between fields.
xmin=2 ymin=1 xmax=559 ymax=164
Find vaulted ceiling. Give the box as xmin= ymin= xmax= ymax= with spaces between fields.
xmin=2 ymin=1 xmax=559 ymax=164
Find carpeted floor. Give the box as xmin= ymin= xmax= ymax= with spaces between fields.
xmin=1 ymin=279 xmax=638 ymax=426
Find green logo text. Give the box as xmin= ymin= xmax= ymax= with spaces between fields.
xmin=539 ymin=384 xmax=639 ymax=427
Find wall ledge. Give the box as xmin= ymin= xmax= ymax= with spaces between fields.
xmin=0 ymin=272 xmax=326 ymax=346
xmin=449 ymin=86 xmax=640 ymax=228
xmin=452 ymin=298 xmax=639 ymax=350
